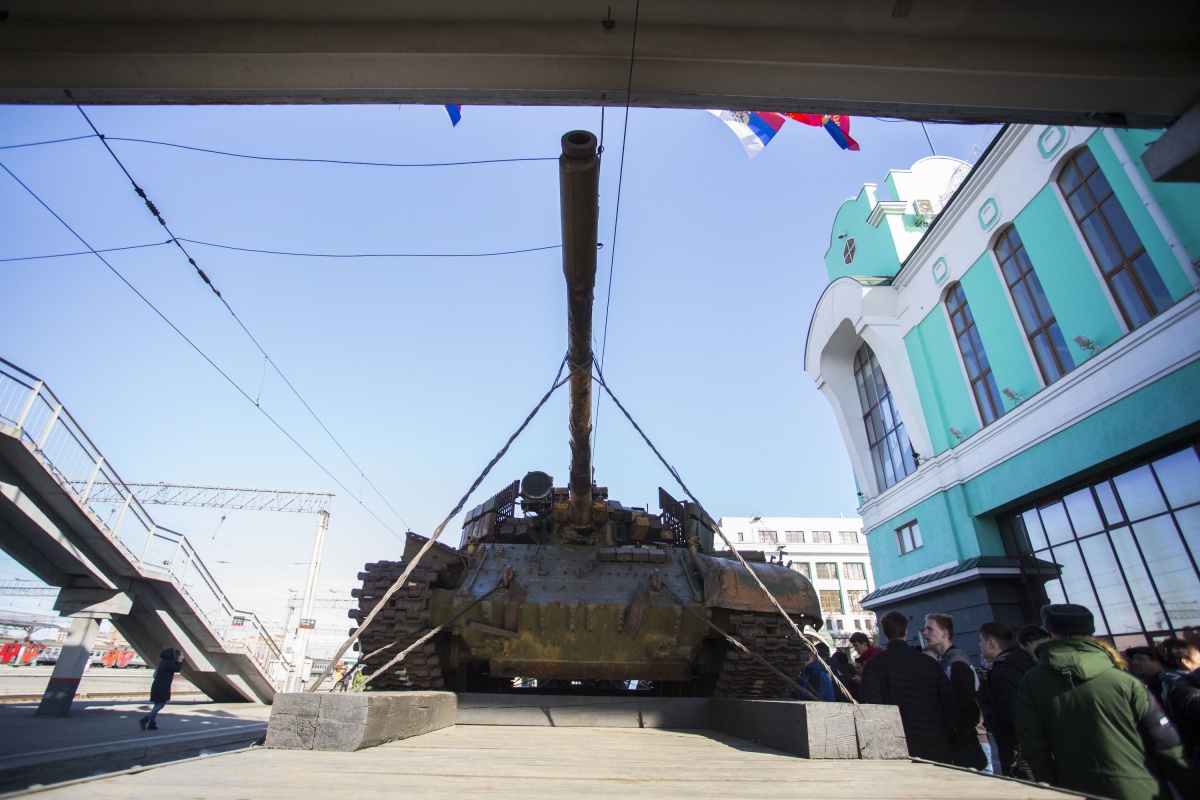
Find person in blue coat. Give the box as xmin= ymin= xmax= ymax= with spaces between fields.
xmin=140 ymin=648 xmax=185 ymax=731
xmin=795 ymin=648 xmax=835 ymax=701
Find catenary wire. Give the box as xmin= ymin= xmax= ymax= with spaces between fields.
xmin=0 ymin=135 xmax=99 ymax=150
xmin=0 ymin=239 xmax=560 ymax=263
xmin=0 ymin=157 xmax=406 ymax=544
xmin=308 ymin=357 xmax=571 ymax=691
xmin=102 ymin=136 xmax=558 ymax=168
xmin=178 ymin=238 xmax=561 ymax=260
xmin=591 ymin=0 xmax=642 ymax=461
xmin=66 ymin=94 xmax=412 ymax=531
xmin=0 ymin=241 xmax=174 ymax=262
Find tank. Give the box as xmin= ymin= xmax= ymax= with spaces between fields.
xmin=351 ymin=130 xmax=822 ymax=696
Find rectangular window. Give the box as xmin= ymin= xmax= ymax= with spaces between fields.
xmin=846 ymin=590 xmax=867 ymax=613
xmin=735 ymin=532 xmax=743 ymax=542
xmin=855 ymin=344 xmax=916 ymax=490
xmin=994 ymin=226 xmax=1073 ymax=384
xmin=839 ymin=530 xmax=859 ymax=544
xmin=758 ymin=530 xmax=778 ymax=544
xmin=816 ymin=562 xmax=838 ymax=580
xmin=794 ymin=562 xmax=812 ymax=579
xmin=1058 ymin=148 xmax=1174 ymax=331
xmin=843 ymin=562 xmax=866 ymax=581
xmin=896 ymin=521 xmax=922 ymax=555
xmin=946 ymin=282 xmax=1006 ymax=424
xmin=812 ymin=530 xmax=832 ymax=544
xmin=785 ymin=531 xmax=804 ymax=543
xmin=820 ymin=590 xmax=844 ymax=614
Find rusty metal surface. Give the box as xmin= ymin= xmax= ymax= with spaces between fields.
xmin=560 ymin=130 xmax=599 ymax=529
xmin=447 ymin=542 xmax=709 ymax=681
xmin=692 ymin=553 xmax=821 ymax=616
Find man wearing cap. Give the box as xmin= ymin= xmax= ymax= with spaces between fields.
xmin=1016 ymin=603 xmax=1197 ymax=800
xmin=1126 ymin=645 xmax=1166 ymax=697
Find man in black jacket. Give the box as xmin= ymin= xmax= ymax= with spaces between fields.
xmin=861 ymin=610 xmax=958 ymax=763
xmin=923 ymin=612 xmax=988 ymax=770
xmin=979 ymin=622 xmax=1036 ymax=778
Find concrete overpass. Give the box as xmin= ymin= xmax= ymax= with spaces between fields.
xmin=0 ymin=1 xmax=1197 ymax=180
xmin=0 ymin=357 xmax=284 ymax=711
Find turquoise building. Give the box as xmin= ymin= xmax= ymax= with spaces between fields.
xmin=805 ymin=124 xmax=1200 ymax=653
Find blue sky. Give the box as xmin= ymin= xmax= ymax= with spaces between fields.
xmin=0 ymin=103 xmax=998 ymax=644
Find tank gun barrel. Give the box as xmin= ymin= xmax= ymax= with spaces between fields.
xmin=559 ymin=130 xmax=600 ymax=528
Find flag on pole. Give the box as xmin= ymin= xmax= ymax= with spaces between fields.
xmin=783 ymin=113 xmax=860 ymax=151
xmin=445 ymin=105 xmax=462 ymax=127
xmin=707 ymin=110 xmax=787 ymax=159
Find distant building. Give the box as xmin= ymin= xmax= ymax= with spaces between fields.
xmin=716 ymin=516 xmax=876 ymax=645
xmin=804 ymin=124 xmax=1200 ymax=654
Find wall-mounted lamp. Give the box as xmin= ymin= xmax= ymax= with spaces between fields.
xmin=1002 ymin=387 xmax=1025 ymax=404
xmin=949 ymin=427 xmax=964 ymax=440
xmin=837 ymin=230 xmax=847 ymax=240
xmin=1073 ymin=335 xmax=1101 ymax=355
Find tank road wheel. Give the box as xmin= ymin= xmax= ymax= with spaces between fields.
xmin=350 ymin=561 xmax=448 ymax=690
xmin=713 ymin=612 xmax=807 ymax=698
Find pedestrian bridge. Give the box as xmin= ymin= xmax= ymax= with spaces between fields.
xmin=0 ymin=356 xmax=284 ymax=705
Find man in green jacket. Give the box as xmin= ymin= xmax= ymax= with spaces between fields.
xmin=1016 ymin=604 xmax=1198 ymax=800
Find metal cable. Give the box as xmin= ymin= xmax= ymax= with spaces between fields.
xmin=591 ymin=358 xmax=859 ymax=706
xmin=66 ymin=93 xmax=413 ymax=531
xmin=307 ymin=357 xmax=571 ymax=692
xmin=355 ymin=583 xmax=502 ymax=691
xmin=658 ymin=583 xmax=820 ymax=702
xmin=591 ymin=0 xmax=642 ymax=461
xmin=0 ymin=157 xmax=405 ymax=542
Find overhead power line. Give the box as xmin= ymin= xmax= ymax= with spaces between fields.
xmin=0 ymin=239 xmax=560 ymax=263
xmin=66 ymin=94 xmax=411 ymax=532
xmin=0 ymin=157 xmax=404 ymax=542
xmin=0 ymin=131 xmax=556 ymax=168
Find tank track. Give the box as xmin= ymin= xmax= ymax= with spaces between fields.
xmin=714 ymin=611 xmax=807 ymax=698
xmin=350 ymin=561 xmax=447 ymax=690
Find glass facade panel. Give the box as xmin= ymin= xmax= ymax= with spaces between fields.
xmin=1023 ymin=509 xmax=1049 ymax=551
xmin=1064 ymin=488 xmax=1104 ymax=536
xmin=1094 ymin=481 xmax=1125 ymax=525
xmin=1112 ymin=465 xmax=1167 ymax=521
xmin=1110 ymin=527 xmax=1169 ymax=630
xmin=1174 ymin=506 xmax=1200 ymax=573
xmin=1134 ymin=515 xmax=1200 ymax=628
xmin=1040 ymin=502 xmax=1074 ymax=546
xmin=1153 ymin=447 xmax=1200 ymax=508
xmin=1003 ymin=440 xmax=1200 ymax=642
xmin=1078 ymin=534 xmax=1139 ymax=633
xmin=1052 ymin=541 xmax=1107 ymax=634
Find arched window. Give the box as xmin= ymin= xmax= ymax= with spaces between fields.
xmin=853 ymin=343 xmax=915 ymax=490
xmin=945 ymin=283 xmax=1005 ymax=425
xmin=994 ymin=225 xmax=1073 ymax=384
xmin=1057 ymin=147 xmax=1174 ymax=330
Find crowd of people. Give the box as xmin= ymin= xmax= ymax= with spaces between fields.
xmin=797 ymin=604 xmax=1199 ymax=800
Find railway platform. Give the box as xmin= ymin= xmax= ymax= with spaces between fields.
xmin=0 ymin=699 xmax=270 ymax=793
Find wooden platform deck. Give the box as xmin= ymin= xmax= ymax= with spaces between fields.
xmin=18 ymin=725 xmax=1078 ymax=799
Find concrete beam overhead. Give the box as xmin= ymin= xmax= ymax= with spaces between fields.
xmin=0 ymin=1 xmax=1195 ymax=130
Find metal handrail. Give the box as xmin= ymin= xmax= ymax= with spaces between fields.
xmin=0 ymin=357 xmax=286 ymax=679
